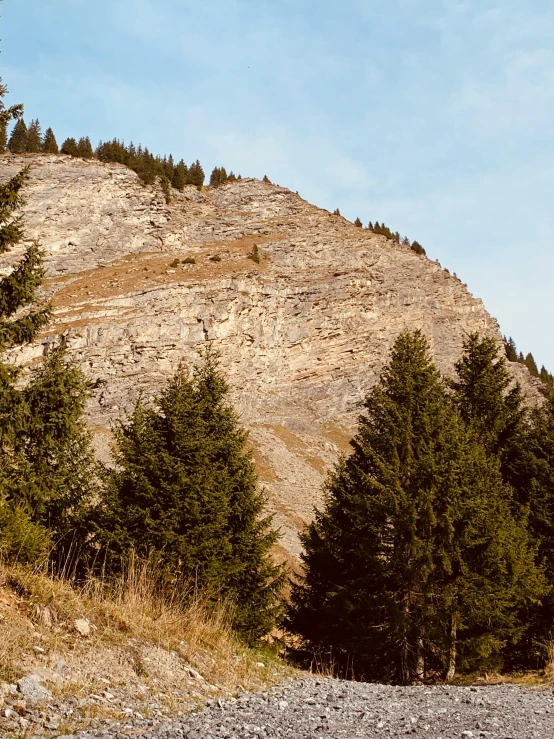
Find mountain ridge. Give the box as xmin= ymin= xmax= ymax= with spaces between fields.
xmin=0 ymin=153 xmax=541 ymax=560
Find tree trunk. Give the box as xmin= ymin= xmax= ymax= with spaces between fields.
xmin=446 ymin=615 xmax=457 ymax=682
xmin=415 ymin=636 xmax=425 ymax=683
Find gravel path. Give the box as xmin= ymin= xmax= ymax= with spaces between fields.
xmin=76 ymin=678 xmax=554 ymax=739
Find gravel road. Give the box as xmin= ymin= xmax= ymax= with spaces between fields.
xmin=76 ymin=678 xmax=554 ymax=739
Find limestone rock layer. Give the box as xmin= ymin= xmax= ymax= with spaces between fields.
xmin=0 ymin=154 xmax=525 ymax=558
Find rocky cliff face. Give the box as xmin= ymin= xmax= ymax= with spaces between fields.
xmin=0 ymin=154 xmax=537 ymax=560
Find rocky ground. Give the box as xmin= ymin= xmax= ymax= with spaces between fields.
xmin=53 ymin=677 xmax=554 ymax=739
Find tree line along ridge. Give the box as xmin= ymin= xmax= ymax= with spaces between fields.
xmin=2 ymin=79 xmax=554 ymax=682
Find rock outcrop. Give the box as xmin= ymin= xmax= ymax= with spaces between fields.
xmin=0 ymin=154 xmax=538 ymax=560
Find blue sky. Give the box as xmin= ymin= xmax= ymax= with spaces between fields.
xmin=2 ymin=0 xmax=553 ymax=368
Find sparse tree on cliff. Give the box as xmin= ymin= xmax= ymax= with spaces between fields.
xmin=354 ymin=217 xmax=363 ymax=227
xmin=77 ymin=136 xmax=94 ymax=159
xmin=42 ymin=127 xmax=59 ymax=154
xmin=8 ymin=118 xmax=28 ymax=153
xmin=61 ymin=137 xmax=79 ymax=157
xmin=26 ymin=119 xmax=42 ymax=153
xmin=287 ymin=331 xmax=545 ymax=682
xmin=98 ymin=348 xmax=284 ymax=640
xmin=172 ymin=159 xmax=188 ymax=190
xmin=187 ymin=159 xmax=205 ymax=189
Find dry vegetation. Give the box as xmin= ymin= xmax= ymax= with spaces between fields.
xmin=0 ymin=557 xmax=295 ymax=735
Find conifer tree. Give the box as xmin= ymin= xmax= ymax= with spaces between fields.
xmin=525 ymin=352 xmax=539 ymax=377
xmin=0 ymin=122 xmax=6 ymax=153
xmin=8 ymin=118 xmax=28 ymax=153
xmin=187 ymin=160 xmax=205 ymax=188
xmin=354 ymin=217 xmax=363 ymax=227
xmin=42 ymin=127 xmax=59 ymax=154
xmin=450 ymin=334 xmax=525 ymax=464
xmin=26 ymin=119 xmax=42 ymax=153
xmin=77 ymin=136 xmax=93 ymax=159
xmin=98 ymin=348 xmax=284 ymax=640
xmin=410 ymin=240 xmax=426 ymax=255
xmin=287 ymin=331 xmax=545 ymax=682
xmin=0 ymin=347 xmax=99 ymax=553
xmin=504 ymin=336 xmax=518 ymax=362
xmin=172 ymin=159 xmax=187 ymax=190
xmin=61 ymin=137 xmax=79 ymax=157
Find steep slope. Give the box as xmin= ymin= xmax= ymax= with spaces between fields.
xmin=0 ymin=154 xmax=537 ymax=559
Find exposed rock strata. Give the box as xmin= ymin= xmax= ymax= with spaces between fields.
xmin=0 ymin=154 xmax=538 ymax=559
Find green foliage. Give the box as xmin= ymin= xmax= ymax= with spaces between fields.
xmin=160 ymin=175 xmax=171 ymax=204
xmin=503 ymin=335 xmax=554 ymax=389
xmin=61 ymin=137 xmax=79 ymax=156
xmin=172 ymin=159 xmax=188 ymax=190
xmin=354 ymin=217 xmax=363 ymax=228
xmin=42 ymin=127 xmax=59 ymax=154
xmin=97 ymin=349 xmax=284 ymax=640
xmin=525 ymin=352 xmax=539 ymax=377
xmin=182 ymin=257 xmax=196 ymax=265
xmin=0 ymin=168 xmax=50 ymax=347
xmin=210 ymin=166 xmax=228 ymax=187
xmin=77 ymin=136 xmax=94 ymax=159
xmin=26 ymin=119 xmax=42 ymax=153
xmin=287 ymin=331 xmax=546 ymax=682
xmin=0 ymin=498 xmax=51 ymax=565
xmin=450 ymin=334 xmax=525 ymax=462
xmin=0 ymin=122 xmax=6 ymax=153
xmin=187 ymin=159 xmax=205 ymax=189
xmin=410 ymin=240 xmax=426 ymax=255
xmin=8 ymin=119 xmax=28 ymax=153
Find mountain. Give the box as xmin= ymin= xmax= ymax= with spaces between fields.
xmin=0 ymin=153 xmax=540 ymax=563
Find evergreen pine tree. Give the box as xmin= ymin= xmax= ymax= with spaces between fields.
xmin=42 ymin=127 xmax=59 ymax=154
xmin=354 ymin=217 xmax=363 ymax=227
xmin=77 ymin=136 xmax=94 ymax=159
xmin=410 ymin=240 xmax=426 ymax=255
xmin=61 ymin=137 xmax=79 ymax=157
xmin=187 ymin=160 xmax=205 ymax=188
xmin=525 ymin=352 xmax=539 ymax=377
xmin=172 ymin=160 xmax=187 ymax=190
xmin=0 ymin=122 xmax=6 ymax=153
xmin=287 ymin=331 xmax=545 ymax=682
xmin=8 ymin=119 xmax=28 ymax=153
xmin=98 ymin=348 xmax=284 ymax=640
xmin=0 ymin=347 xmax=99 ymax=556
xmin=504 ymin=336 xmax=518 ymax=362
xmin=450 ymin=334 xmax=526 ymax=463
xmin=26 ymin=119 xmax=42 ymax=153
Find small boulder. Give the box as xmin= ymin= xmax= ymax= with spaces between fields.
xmin=73 ymin=618 xmax=91 ymax=637
xmin=16 ymin=674 xmax=52 ymax=704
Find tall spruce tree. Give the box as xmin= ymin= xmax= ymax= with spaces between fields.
xmin=42 ymin=127 xmax=59 ymax=154
xmin=8 ymin=118 xmax=28 ymax=153
xmin=26 ymin=119 xmax=42 ymax=153
xmin=287 ymin=331 xmax=545 ymax=682
xmin=0 ymin=82 xmax=97 ymax=566
xmin=450 ymin=334 xmax=526 ymax=465
xmin=172 ymin=159 xmax=187 ymax=190
xmin=98 ymin=348 xmax=284 ymax=640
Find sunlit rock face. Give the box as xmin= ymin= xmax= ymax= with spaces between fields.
xmin=0 ymin=154 xmax=540 ymax=561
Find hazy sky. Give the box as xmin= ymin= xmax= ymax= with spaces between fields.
xmin=2 ymin=0 xmax=553 ymax=367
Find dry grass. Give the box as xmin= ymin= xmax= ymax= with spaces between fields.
xmin=0 ymin=556 xmax=295 ymax=730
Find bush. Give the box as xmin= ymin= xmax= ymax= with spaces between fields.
xmin=182 ymin=257 xmax=196 ymax=265
xmin=0 ymin=500 xmax=51 ymax=564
